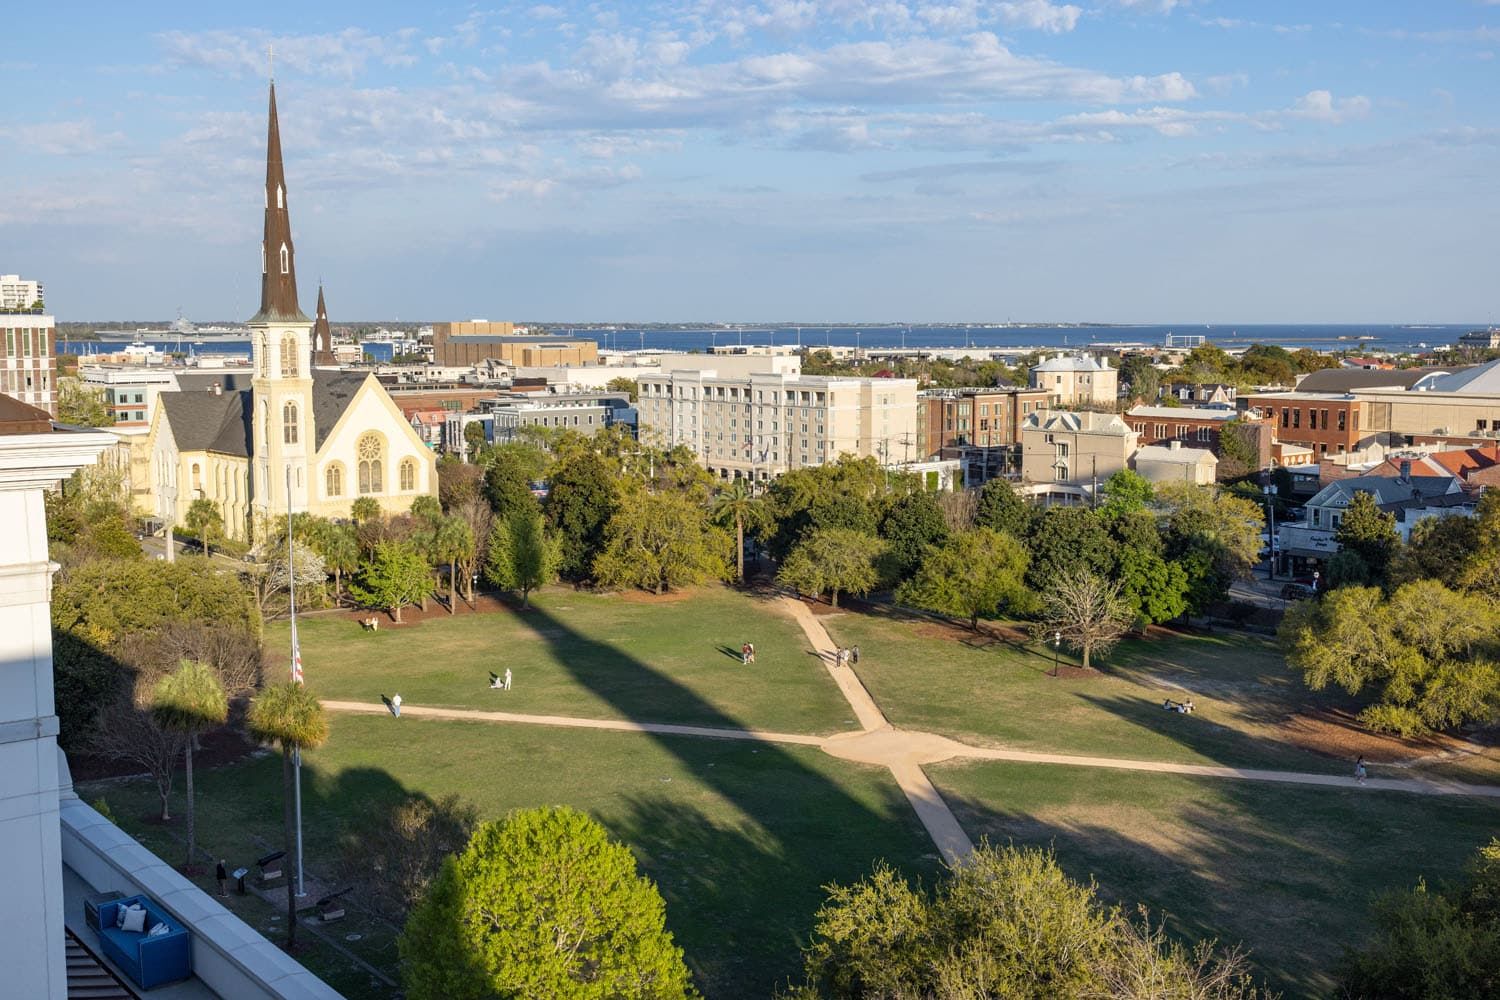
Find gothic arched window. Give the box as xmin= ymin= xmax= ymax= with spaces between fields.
xmin=283 ymin=401 xmax=299 ymax=445
xmin=279 ymin=244 xmax=290 ymax=275
xmin=280 ymin=335 xmax=298 ymax=378
xmin=399 ymin=458 xmax=416 ymax=492
xmin=357 ymin=433 xmax=384 ymax=495
xmin=326 ymin=463 xmax=343 ymax=498
xmin=259 ymin=334 xmax=271 ymax=377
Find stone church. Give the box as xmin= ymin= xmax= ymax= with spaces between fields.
xmin=145 ymin=81 xmax=436 ymax=541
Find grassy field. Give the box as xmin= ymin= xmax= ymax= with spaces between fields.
xmin=929 ymin=758 xmax=1500 ymax=996
xmin=85 ymin=713 xmax=937 ymax=999
xmin=268 ymin=587 xmax=856 ymax=736
xmin=824 ymin=608 xmax=1400 ymax=773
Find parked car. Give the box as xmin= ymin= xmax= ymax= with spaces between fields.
xmin=1280 ymin=582 xmax=1316 ymax=600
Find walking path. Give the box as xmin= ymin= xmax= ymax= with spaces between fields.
xmin=322 ymin=597 xmax=1500 ymax=865
xmin=321 ymin=700 xmax=825 ymax=747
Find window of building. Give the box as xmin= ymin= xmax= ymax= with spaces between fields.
xmin=1338 ymin=410 xmax=1347 ymax=431
xmin=357 ymin=433 xmax=384 ymax=494
xmin=1281 ymin=407 xmax=1289 ymax=428
xmin=1321 ymin=409 xmax=1330 ymax=430
xmin=283 ymin=401 xmax=299 ymax=444
xmin=1292 ymin=409 xmax=1301 ymax=429
xmin=279 ymin=244 xmax=290 ymax=274
xmin=21 ymin=329 xmax=30 ymax=356
xmin=1197 ymin=427 xmax=1210 ymax=442
xmin=280 ymin=335 xmax=298 ymax=378
xmin=399 ymin=459 xmax=416 ymax=492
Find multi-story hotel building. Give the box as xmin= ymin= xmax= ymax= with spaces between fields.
xmin=636 ymin=370 xmax=919 ymax=480
xmin=2 ymin=312 xmax=55 ymax=415
xmin=0 ymin=273 xmax=43 ymax=309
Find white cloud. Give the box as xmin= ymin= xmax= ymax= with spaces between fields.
xmin=1290 ymin=89 xmax=1372 ymax=123
xmin=997 ymin=0 xmax=1082 ymax=34
xmin=27 ymin=119 xmax=126 ymax=155
xmin=156 ymin=27 xmax=419 ymax=80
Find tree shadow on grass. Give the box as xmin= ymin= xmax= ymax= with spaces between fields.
xmin=517 ymin=602 xmax=942 ymax=995
xmin=934 ymin=761 xmax=1500 ymax=999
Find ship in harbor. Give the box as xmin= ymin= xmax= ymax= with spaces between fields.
xmin=91 ymin=312 xmax=249 ymax=344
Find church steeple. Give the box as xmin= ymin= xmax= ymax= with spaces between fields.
xmin=251 ymin=80 xmax=308 ymax=323
xmin=312 ymin=283 xmax=335 ymax=366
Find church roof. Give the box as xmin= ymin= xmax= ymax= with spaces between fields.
xmin=311 ymin=370 xmax=368 ymax=450
xmin=160 ymin=389 xmax=253 ymax=457
xmin=173 ymin=371 xmax=255 ymax=393
xmin=312 ymin=285 xmax=336 ymax=365
xmin=249 ymin=81 xmax=309 ymax=324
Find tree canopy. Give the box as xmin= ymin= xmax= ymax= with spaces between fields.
xmin=897 ymin=528 xmax=1030 ymax=630
xmin=399 ymin=806 xmax=695 ymax=1000
xmin=778 ymin=528 xmax=885 ymax=608
xmin=1279 ymin=579 xmax=1500 ymax=735
xmin=593 ymin=489 xmax=731 ymax=595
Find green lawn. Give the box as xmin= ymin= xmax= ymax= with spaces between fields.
xmin=86 ymin=713 xmax=937 ymax=999
xmin=269 ymin=587 xmax=856 ymax=736
xmin=930 ymin=758 xmax=1500 ymax=997
xmin=823 ymin=609 xmax=1376 ymax=773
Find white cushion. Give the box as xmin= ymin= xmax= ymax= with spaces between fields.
xmin=147 ymin=922 xmax=170 ymax=938
xmin=121 ymin=906 xmax=147 ymax=934
xmin=114 ymin=905 xmax=132 ymax=929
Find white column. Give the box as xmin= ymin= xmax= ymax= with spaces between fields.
xmin=0 ymin=429 xmax=112 ymax=999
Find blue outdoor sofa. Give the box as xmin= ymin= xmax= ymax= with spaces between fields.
xmin=96 ymin=895 xmax=192 ymax=990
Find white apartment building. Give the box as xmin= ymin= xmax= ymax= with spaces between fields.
xmin=637 ymin=370 xmax=919 ymax=480
xmin=2 ymin=313 xmax=55 ymax=415
xmin=0 ymin=273 xmax=44 ymax=309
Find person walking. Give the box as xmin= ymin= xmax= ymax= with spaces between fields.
xmin=1354 ymin=755 xmax=1367 ymax=785
xmin=852 ymin=645 xmax=861 ymax=664
xmin=391 ymin=693 xmax=402 ymax=718
xmin=216 ymin=859 xmax=228 ymax=897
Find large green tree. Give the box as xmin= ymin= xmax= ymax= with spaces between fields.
xmin=1335 ymin=491 xmax=1401 ymax=585
xmin=56 ymin=377 xmax=112 ymax=427
xmin=1338 ymin=839 xmax=1500 ymax=999
xmin=897 ymin=528 xmax=1030 ymax=631
xmin=762 ymin=457 xmax=890 ymax=561
xmin=1024 ymin=507 xmax=1113 ymax=593
xmin=786 ymin=844 xmax=1270 ymax=1000
xmin=1159 ymin=484 xmax=1264 ymax=613
xmin=351 ymin=541 xmax=433 ymax=623
xmin=974 ymin=477 xmax=1036 ymax=539
xmin=485 ymin=508 xmax=560 ymax=608
xmin=545 ymin=451 xmax=620 ymax=579
xmin=593 ymin=490 xmax=731 ymax=595
xmin=399 ymin=806 xmax=695 ymax=1000
xmin=247 ymin=682 xmax=329 ymax=947
xmin=1390 ymin=513 xmax=1479 ymax=589
xmin=483 ymin=448 xmax=542 ymax=524
xmin=151 ymin=660 xmax=228 ymax=870
xmin=778 ymin=528 xmax=885 ymax=609
xmin=1280 ymin=579 xmax=1500 ymax=735
xmin=878 ymin=491 xmax=950 ymax=582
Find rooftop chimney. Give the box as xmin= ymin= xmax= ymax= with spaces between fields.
xmin=1399 ymin=459 xmax=1411 ymax=483
xmin=213 ymin=382 xmax=222 ymax=396
xmin=1169 ymin=440 xmax=1182 ymax=451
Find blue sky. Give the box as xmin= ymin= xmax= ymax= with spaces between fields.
xmin=5 ymin=1 xmax=1498 ymax=323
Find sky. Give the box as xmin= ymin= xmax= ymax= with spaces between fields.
xmin=4 ymin=1 xmax=1498 ymax=323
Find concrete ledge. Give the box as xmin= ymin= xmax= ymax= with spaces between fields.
xmin=59 ymin=796 xmax=343 ymax=1000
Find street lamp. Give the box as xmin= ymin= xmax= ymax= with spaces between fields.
xmin=1262 ymin=482 xmax=1278 ymax=581
xmin=1052 ymin=631 xmax=1061 ymax=677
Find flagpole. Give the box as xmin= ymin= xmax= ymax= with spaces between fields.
xmin=286 ymin=463 xmax=305 ymax=898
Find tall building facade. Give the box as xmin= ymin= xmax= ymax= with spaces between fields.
xmin=2 ymin=313 xmax=55 ymax=415
xmin=637 ymin=370 xmax=919 ymax=480
xmin=1029 ymin=353 xmax=1119 ymax=407
xmin=0 ymin=273 xmax=43 ymax=309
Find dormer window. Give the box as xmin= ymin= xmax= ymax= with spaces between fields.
xmin=261 ymin=243 xmax=267 ymax=275
xmin=279 ymin=244 xmax=290 ymax=274
xmin=277 ymin=185 xmax=284 ymax=209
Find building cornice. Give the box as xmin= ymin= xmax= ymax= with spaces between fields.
xmin=0 ymin=430 xmax=115 ymax=488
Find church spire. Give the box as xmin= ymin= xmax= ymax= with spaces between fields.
xmin=251 ymin=80 xmax=308 ymax=323
xmin=312 ymin=283 xmax=335 ymax=365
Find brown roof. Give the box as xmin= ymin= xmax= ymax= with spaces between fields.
xmin=0 ymin=393 xmax=52 ymax=434
xmin=1295 ymin=366 xmax=1462 ymax=393
xmin=249 ymin=81 xmax=308 ymax=324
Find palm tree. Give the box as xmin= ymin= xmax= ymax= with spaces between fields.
xmin=711 ymin=480 xmax=760 ymax=583
xmin=151 ymin=660 xmax=228 ymax=870
xmin=247 ymin=682 xmax=329 ymax=948
xmin=320 ymin=522 xmax=360 ymax=605
xmin=432 ymin=516 xmax=475 ymax=614
xmin=350 ymin=496 xmax=381 ymax=525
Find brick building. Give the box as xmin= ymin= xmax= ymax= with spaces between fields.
xmin=917 ymin=386 xmax=1052 ymax=457
xmin=2 ymin=313 xmax=55 ymax=416
xmin=432 ymin=321 xmax=600 ymax=367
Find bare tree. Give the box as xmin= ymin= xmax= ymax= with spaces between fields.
xmin=247 ymin=539 xmax=328 ymax=614
xmin=339 ymin=794 xmax=478 ymax=913
xmin=117 ymin=620 xmax=263 ymax=697
xmin=936 ymin=488 xmax=978 ymax=533
xmin=1036 ymin=568 xmax=1132 ymax=670
xmin=1085 ymin=908 xmax=1277 ymax=1000
xmin=90 ymin=693 xmax=185 ymax=821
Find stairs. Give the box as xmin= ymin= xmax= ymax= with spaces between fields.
xmin=65 ymin=928 xmax=136 ymax=999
